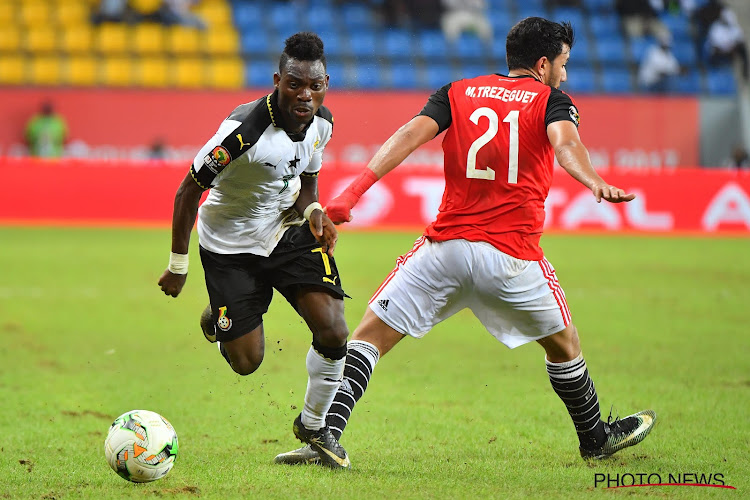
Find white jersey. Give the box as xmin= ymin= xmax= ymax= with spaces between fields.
xmin=190 ymin=90 xmax=333 ymax=256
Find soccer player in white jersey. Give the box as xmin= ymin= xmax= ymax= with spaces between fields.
xmin=276 ymin=18 xmax=656 ymax=466
xmin=158 ymin=32 xmax=350 ymax=469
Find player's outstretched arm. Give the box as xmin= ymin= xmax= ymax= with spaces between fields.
xmin=547 ymin=120 xmax=636 ymax=203
xmin=327 ymin=115 xmax=439 ymax=223
xmin=158 ymin=172 xmax=204 ymax=298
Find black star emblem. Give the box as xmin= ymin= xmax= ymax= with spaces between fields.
xmin=287 ymin=156 xmax=300 ymax=171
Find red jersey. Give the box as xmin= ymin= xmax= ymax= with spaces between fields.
xmin=420 ymin=74 xmax=578 ymax=260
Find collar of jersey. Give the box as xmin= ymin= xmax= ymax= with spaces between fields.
xmin=267 ymin=89 xmax=313 ymax=142
xmin=496 ymin=73 xmax=541 ymax=83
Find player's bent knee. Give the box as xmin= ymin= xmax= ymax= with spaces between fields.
xmin=228 ymin=351 xmax=264 ymax=376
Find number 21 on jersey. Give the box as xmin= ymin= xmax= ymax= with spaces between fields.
xmin=466 ymin=107 xmax=519 ymax=184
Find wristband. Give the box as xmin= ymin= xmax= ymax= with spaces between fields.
xmin=168 ymin=252 xmax=189 ymax=275
xmin=303 ymin=201 xmax=323 ymax=221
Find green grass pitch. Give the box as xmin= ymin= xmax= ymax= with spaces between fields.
xmin=1 ymin=227 xmax=748 ymax=499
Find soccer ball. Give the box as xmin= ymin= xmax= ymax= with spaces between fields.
xmin=104 ymin=410 xmax=179 ymax=483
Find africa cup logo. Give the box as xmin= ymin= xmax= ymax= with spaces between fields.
xmin=217 ymin=306 xmax=232 ymax=331
xmin=211 ymin=146 xmax=231 ymax=166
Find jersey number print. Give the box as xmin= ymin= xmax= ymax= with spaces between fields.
xmin=466 ymin=107 xmax=519 ymax=184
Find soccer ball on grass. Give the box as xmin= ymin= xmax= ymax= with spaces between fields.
xmin=104 ymin=409 xmax=179 ymax=483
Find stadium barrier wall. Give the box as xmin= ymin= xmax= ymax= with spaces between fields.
xmin=0 ymin=89 xmax=699 ymax=168
xmin=4 ymin=158 xmax=749 ymax=233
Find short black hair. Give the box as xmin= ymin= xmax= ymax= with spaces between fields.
xmin=506 ymin=17 xmax=575 ymax=72
xmin=279 ymin=32 xmax=326 ymax=73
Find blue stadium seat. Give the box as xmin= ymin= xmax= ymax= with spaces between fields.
xmin=517 ymin=0 xmax=547 ymax=19
xmin=348 ymin=30 xmax=377 ymax=59
xmin=564 ymin=67 xmax=597 ymax=94
xmin=269 ymin=3 xmax=299 ymax=31
xmin=628 ymin=36 xmax=656 ymax=64
xmin=307 ymin=6 xmax=337 ymax=32
xmin=569 ymin=36 xmax=592 ymax=65
xmin=233 ymin=3 xmax=263 ymax=30
xmin=241 ymin=30 xmax=272 ymax=56
xmin=490 ymin=37 xmax=506 ymax=65
xmin=672 ymin=41 xmax=697 ymax=66
xmin=489 ymin=11 xmax=513 ymax=36
xmin=552 ymin=8 xmax=585 ymax=29
xmin=246 ymin=58 xmax=274 ymax=88
xmin=588 ymin=14 xmax=621 ymax=38
xmin=341 ymin=4 xmax=375 ymax=29
xmin=452 ymin=33 xmax=487 ymax=62
xmin=706 ymin=69 xmax=737 ymax=95
xmin=583 ymin=0 xmax=615 ymax=13
xmin=667 ymin=71 xmax=703 ymax=94
xmin=419 ymin=30 xmax=449 ymax=60
xmin=390 ymin=62 xmax=419 ymax=89
xmin=460 ymin=62 xmax=489 ymax=80
xmin=383 ymin=29 xmax=414 ymax=60
xmin=660 ymin=14 xmax=692 ymax=40
xmin=593 ymin=38 xmax=627 ymax=64
xmin=601 ymin=69 xmax=633 ymax=93
xmin=318 ymin=30 xmax=343 ymax=58
xmin=350 ymin=62 xmax=383 ymax=89
xmin=424 ymin=63 xmax=455 ymax=89
xmin=325 ymin=61 xmax=347 ymax=89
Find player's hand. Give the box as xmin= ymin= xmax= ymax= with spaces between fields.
xmin=325 ymin=192 xmax=357 ymax=224
xmin=592 ymin=184 xmax=636 ymax=203
xmin=158 ymin=270 xmax=187 ymax=298
xmin=309 ymin=209 xmax=338 ymax=256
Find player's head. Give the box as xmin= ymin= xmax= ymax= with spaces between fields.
xmin=274 ymin=32 xmax=329 ymax=132
xmin=506 ymin=17 xmax=574 ymax=89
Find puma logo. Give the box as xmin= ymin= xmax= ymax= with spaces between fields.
xmin=236 ymin=133 xmax=251 ymax=150
xmin=323 ymin=276 xmax=338 ymax=285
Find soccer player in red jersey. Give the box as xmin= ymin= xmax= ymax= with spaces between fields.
xmin=275 ymin=17 xmax=657 ymax=465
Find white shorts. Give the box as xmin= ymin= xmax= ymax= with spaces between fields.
xmin=368 ymin=237 xmax=572 ymax=349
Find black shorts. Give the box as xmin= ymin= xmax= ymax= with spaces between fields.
xmin=199 ymin=223 xmax=348 ymax=342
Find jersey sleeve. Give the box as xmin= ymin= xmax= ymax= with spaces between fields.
xmin=189 ymin=119 xmax=246 ymax=190
xmin=418 ymin=83 xmax=452 ymax=135
xmin=545 ymin=88 xmax=580 ymax=128
xmin=304 ymin=108 xmax=334 ymax=177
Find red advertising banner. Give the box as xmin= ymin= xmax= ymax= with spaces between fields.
xmin=1 ymin=88 xmax=698 ymax=168
xmin=2 ymin=158 xmax=748 ymax=233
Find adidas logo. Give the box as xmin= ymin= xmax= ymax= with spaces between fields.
xmin=340 ymin=379 xmax=354 ymax=396
xmin=377 ymin=299 xmax=389 ymax=311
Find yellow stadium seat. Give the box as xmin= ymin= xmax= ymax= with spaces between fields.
xmin=137 ymin=56 xmax=170 ymax=88
xmin=202 ymin=29 xmax=239 ymax=56
xmin=19 ymin=1 xmax=52 ymax=26
xmin=172 ymin=57 xmax=205 ymax=89
xmin=133 ymin=23 xmax=166 ymax=55
xmin=165 ymin=26 xmax=201 ymax=56
xmin=0 ymin=56 xmax=26 ymax=85
xmin=60 ymin=26 xmax=94 ymax=53
xmin=194 ymin=3 xmax=231 ymax=28
xmin=56 ymin=3 xmax=90 ymax=26
xmin=0 ymin=26 xmax=22 ymax=53
xmin=130 ymin=0 xmax=162 ymax=15
xmin=29 ymin=56 xmax=63 ymax=86
xmin=25 ymin=26 xmax=58 ymax=54
xmin=95 ymin=23 xmax=130 ymax=55
xmin=100 ymin=56 xmax=135 ymax=87
xmin=0 ymin=3 xmax=16 ymax=25
xmin=66 ymin=55 xmax=99 ymax=86
xmin=205 ymin=57 xmax=244 ymax=90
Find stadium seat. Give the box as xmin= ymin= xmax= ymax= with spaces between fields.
xmin=517 ymin=0 xmax=548 ymax=19
xmin=0 ymin=26 xmax=22 ymax=53
xmin=705 ymin=69 xmax=737 ymax=95
xmin=460 ymin=62 xmax=489 ymax=80
xmin=307 ymin=6 xmax=338 ymax=32
xmin=389 ymin=62 xmax=419 ymax=89
xmin=66 ymin=55 xmax=99 ymax=86
xmin=206 ymin=57 xmax=245 ymax=89
xmin=660 ymin=14 xmax=692 ymax=40
xmin=424 ymin=63 xmax=456 ymax=89
xmin=172 ymin=57 xmax=205 ymax=89
xmin=341 ymin=4 xmax=375 ymax=29
xmin=269 ymin=3 xmax=300 ymax=32
xmin=56 ymin=3 xmax=89 ymax=26
xmin=489 ymin=11 xmax=513 ymax=36
xmin=600 ymin=68 xmax=633 ymax=93
xmin=325 ymin=61 xmax=347 ymax=89
xmin=240 ymin=30 xmax=272 ymax=56
xmin=233 ymin=3 xmax=263 ymax=30
xmin=452 ymin=33 xmax=488 ymax=62
xmin=588 ymin=14 xmax=621 ymax=38
xmin=666 ymin=70 xmax=703 ymax=94
xmin=419 ymin=30 xmax=449 ymax=60
xmin=628 ymin=36 xmax=655 ymax=64
xmin=29 ymin=56 xmax=63 ymax=86
xmin=564 ymin=67 xmax=597 ymax=94
xmin=318 ymin=30 xmax=343 ymax=58
xmin=383 ymin=29 xmax=414 ymax=60
xmin=166 ymin=26 xmax=201 ymax=56
xmin=551 ymin=8 xmax=585 ymax=29
xmin=202 ymin=29 xmax=240 ymax=56
xmin=246 ymin=58 xmax=275 ymax=88
xmin=133 ymin=23 xmax=166 ymax=56
xmin=60 ymin=26 xmax=94 ymax=54
xmin=672 ymin=41 xmax=697 ymax=66
xmin=137 ymin=56 xmax=170 ymax=88
xmin=19 ymin=1 xmax=50 ymax=26
xmin=349 ymin=31 xmax=377 ymax=59
xmin=100 ymin=56 xmax=135 ymax=87
xmin=95 ymin=23 xmax=130 ymax=56
xmin=0 ymin=2 xmax=14 ymax=26
xmin=593 ymin=38 xmax=627 ymax=65
xmin=490 ymin=37 xmax=507 ymax=67
xmin=0 ymin=56 xmax=26 ymax=85
xmin=350 ymin=62 xmax=383 ymax=89
xmin=583 ymin=0 xmax=615 ymax=13
xmin=130 ymin=0 xmax=161 ymax=16
xmin=194 ymin=2 xmax=231 ymax=28
xmin=25 ymin=26 xmax=58 ymax=54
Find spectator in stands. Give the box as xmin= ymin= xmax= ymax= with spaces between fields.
xmin=441 ymin=0 xmax=492 ymax=43
xmin=703 ymin=0 xmax=748 ymax=81
xmin=91 ymin=0 xmax=139 ymax=24
xmin=25 ymin=101 xmax=68 ymax=158
xmin=725 ymin=145 xmax=750 ymax=169
xmin=153 ymin=0 xmax=206 ymax=29
xmin=148 ymin=137 xmax=168 ymax=160
xmin=638 ymin=32 xmax=683 ymax=92
xmin=615 ymin=0 xmax=670 ymax=40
